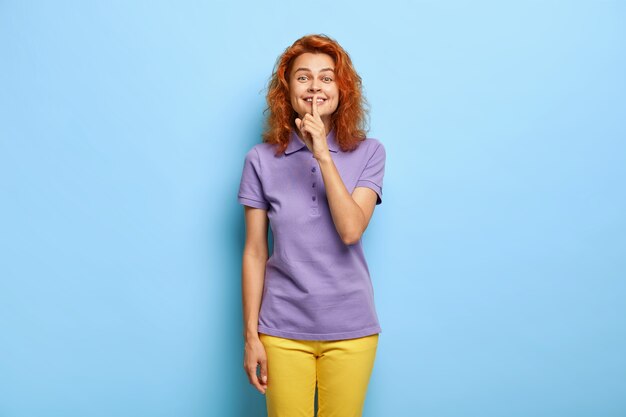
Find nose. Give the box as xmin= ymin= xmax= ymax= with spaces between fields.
xmin=308 ymin=79 xmax=321 ymax=92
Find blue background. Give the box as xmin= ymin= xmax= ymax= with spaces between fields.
xmin=1 ymin=1 xmax=625 ymax=416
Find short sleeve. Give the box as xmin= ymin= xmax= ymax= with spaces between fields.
xmin=355 ymin=142 xmax=386 ymax=205
xmin=238 ymin=147 xmax=269 ymax=210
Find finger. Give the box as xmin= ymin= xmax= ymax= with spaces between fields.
xmin=297 ymin=118 xmax=308 ymax=139
xmin=304 ymin=113 xmax=322 ymax=129
xmin=312 ymin=93 xmax=319 ymax=118
xmin=302 ymin=115 xmax=322 ymax=135
xmin=260 ymin=358 xmax=268 ymax=386
xmin=255 ymin=360 xmax=268 ymax=393
xmin=246 ymin=364 xmax=266 ymax=394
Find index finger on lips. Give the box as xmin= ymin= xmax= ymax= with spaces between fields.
xmin=312 ymin=93 xmax=319 ymax=118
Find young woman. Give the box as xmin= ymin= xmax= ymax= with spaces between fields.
xmin=238 ymin=33 xmax=386 ymax=417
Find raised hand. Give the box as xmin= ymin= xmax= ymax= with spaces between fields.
xmin=295 ymin=94 xmax=330 ymax=160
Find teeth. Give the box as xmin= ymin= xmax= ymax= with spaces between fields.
xmin=306 ymin=98 xmax=326 ymax=102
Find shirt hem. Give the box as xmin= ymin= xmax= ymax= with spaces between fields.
xmin=238 ymin=195 xmax=269 ymax=210
xmin=257 ymin=324 xmax=382 ymax=341
xmin=354 ymin=180 xmax=382 ymax=205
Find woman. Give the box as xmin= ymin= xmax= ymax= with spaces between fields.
xmin=238 ymin=33 xmax=386 ymax=417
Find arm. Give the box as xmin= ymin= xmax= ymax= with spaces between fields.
xmin=317 ymin=156 xmax=378 ymax=245
xmin=241 ymin=206 xmax=269 ymax=394
xmin=296 ymin=93 xmax=379 ymax=245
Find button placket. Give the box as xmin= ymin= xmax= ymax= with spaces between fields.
xmin=310 ymin=164 xmax=319 ymax=215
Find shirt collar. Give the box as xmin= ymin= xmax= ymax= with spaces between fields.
xmin=284 ymin=128 xmax=339 ymax=155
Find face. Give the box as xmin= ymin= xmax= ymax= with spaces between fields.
xmin=288 ymin=52 xmax=339 ymax=131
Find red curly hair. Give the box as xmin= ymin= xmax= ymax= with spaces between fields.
xmin=262 ymin=34 xmax=369 ymax=156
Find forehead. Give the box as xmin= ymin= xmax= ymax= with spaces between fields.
xmin=291 ymin=52 xmax=335 ymax=72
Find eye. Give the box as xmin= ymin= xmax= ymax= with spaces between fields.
xmin=322 ymin=76 xmax=333 ymax=82
xmin=297 ymin=75 xmax=308 ymax=81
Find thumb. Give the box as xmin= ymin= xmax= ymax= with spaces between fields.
xmin=295 ymin=118 xmax=302 ymax=130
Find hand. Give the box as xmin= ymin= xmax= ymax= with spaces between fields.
xmin=295 ymin=93 xmax=331 ymax=160
xmin=243 ymin=336 xmax=268 ymax=394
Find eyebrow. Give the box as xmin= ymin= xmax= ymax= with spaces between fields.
xmin=294 ymin=67 xmax=335 ymax=73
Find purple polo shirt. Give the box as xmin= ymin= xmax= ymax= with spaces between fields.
xmin=238 ymin=128 xmax=385 ymax=341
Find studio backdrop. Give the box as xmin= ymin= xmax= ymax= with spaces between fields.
xmin=1 ymin=1 xmax=624 ymax=416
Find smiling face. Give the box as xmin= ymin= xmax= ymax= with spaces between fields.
xmin=288 ymin=52 xmax=339 ymax=132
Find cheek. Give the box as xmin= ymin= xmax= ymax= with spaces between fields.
xmin=288 ymin=85 xmax=298 ymax=101
xmin=290 ymin=93 xmax=301 ymax=109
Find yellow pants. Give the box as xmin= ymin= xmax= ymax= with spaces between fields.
xmin=259 ymin=333 xmax=379 ymax=417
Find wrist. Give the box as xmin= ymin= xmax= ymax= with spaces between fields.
xmin=244 ymin=329 xmax=260 ymax=341
xmin=316 ymin=152 xmax=332 ymax=164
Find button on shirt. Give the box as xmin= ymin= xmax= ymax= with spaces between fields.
xmin=238 ymin=128 xmax=386 ymax=341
